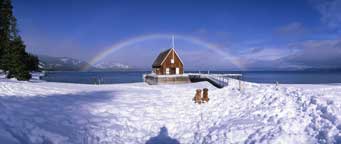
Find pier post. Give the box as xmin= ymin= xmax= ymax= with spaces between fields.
xmin=238 ymin=77 xmax=241 ymax=91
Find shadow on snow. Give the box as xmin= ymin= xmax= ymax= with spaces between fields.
xmin=146 ymin=126 xmax=180 ymax=144
xmin=0 ymin=90 xmax=117 ymax=144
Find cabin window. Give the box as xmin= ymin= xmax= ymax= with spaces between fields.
xmin=171 ymin=59 xmax=174 ymax=64
xmin=166 ymin=68 xmax=170 ymax=75
xmin=176 ymin=67 xmax=180 ymax=74
xmin=153 ymin=68 xmax=159 ymax=74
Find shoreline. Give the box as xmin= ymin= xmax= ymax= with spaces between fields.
xmin=38 ymin=71 xmax=341 ymax=85
xmin=3 ymin=72 xmax=341 ymax=89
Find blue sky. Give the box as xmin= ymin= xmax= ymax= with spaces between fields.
xmin=12 ymin=0 xmax=341 ymax=70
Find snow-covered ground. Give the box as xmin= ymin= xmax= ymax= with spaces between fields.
xmin=0 ymin=77 xmax=340 ymax=144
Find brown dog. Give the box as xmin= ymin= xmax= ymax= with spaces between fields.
xmin=202 ymin=88 xmax=209 ymax=103
xmin=193 ymin=89 xmax=202 ymax=104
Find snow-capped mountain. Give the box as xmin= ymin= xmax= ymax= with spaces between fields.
xmin=94 ymin=61 xmax=130 ymax=70
xmin=38 ymin=55 xmax=131 ymax=71
xmin=38 ymin=55 xmax=94 ymax=71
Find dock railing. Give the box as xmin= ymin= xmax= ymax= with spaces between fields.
xmin=188 ymin=73 xmax=242 ymax=88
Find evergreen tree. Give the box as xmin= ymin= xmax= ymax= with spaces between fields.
xmin=6 ymin=37 xmax=31 ymax=80
xmin=0 ymin=0 xmax=3 ymax=69
xmin=25 ymin=53 xmax=39 ymax=71
xmin=0 ymin=0 xmax=35 ymax=80
xmin=0 ymin=0 xmax=13 ymax=71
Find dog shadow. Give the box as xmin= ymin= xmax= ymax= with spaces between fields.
xmin=146 ymin=127 xmax=180 ymax=144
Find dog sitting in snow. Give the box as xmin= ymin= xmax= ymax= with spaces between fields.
xmin=193 ymin=89 xmax=202 ymax=104
xmin=202 ymin=88 xmax=209 ymax=103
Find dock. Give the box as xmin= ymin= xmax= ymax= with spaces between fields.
xmin=188 ymin=73 xmax=242 ymax=88
xmin=144 ymin=73 xmax=242 ymax=88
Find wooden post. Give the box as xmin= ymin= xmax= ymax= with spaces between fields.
xmin=238 ymin=76 xmax=241 ymax=91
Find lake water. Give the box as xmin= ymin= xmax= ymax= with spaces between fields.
xmin=41 ymin=71 xmax=341 ymax=84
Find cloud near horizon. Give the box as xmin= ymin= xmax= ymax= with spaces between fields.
xmin=285 ymin=39 xmax=341 ymax=68
xmin=239 ymin=38 xmax=341 ymax=69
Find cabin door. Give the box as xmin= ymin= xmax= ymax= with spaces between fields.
xmin=165 ymin=68 xmax=170 ymax=75
xmin=176 ymin=67 xmax=180 ymax=74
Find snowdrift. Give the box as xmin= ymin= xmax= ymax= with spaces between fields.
xmin=0 ymin=78 xmax=340 ymax=143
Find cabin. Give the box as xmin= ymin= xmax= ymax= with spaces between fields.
xmin=144 ymin=47 xmax=190 ymax=85
xmin=144 ymin=46 xmax=242 ymax=87
xmin=152 ymin=48 xmax=184 ymax=75
xmin=144 ymin=37 xmax=242 ymax=87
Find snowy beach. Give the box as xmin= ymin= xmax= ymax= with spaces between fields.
xmin=0 ymin=78 xmax=340 ymax=144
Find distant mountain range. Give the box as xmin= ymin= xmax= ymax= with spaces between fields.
xmin=37 ymin=55 xmax=341 ymax=72
xmin=301 ymin=67 xmax=341 ymax=72
xmin=94 ymin=61 xmax=130 ymax=70
xmin=38 ymin=55 xmax=132 ymax=71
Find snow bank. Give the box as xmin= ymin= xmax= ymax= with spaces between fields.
xmin=0 ymin=78 xmax=340 ymax=144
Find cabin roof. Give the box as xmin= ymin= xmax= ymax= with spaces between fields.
xmin=152 ymin=48 xmax=172 ymax=68
xmin=152 ymin=48 xmax=184 ymax=68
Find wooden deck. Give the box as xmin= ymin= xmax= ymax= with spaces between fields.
xmin=144 ymin=73 xmax=242 ymax=88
